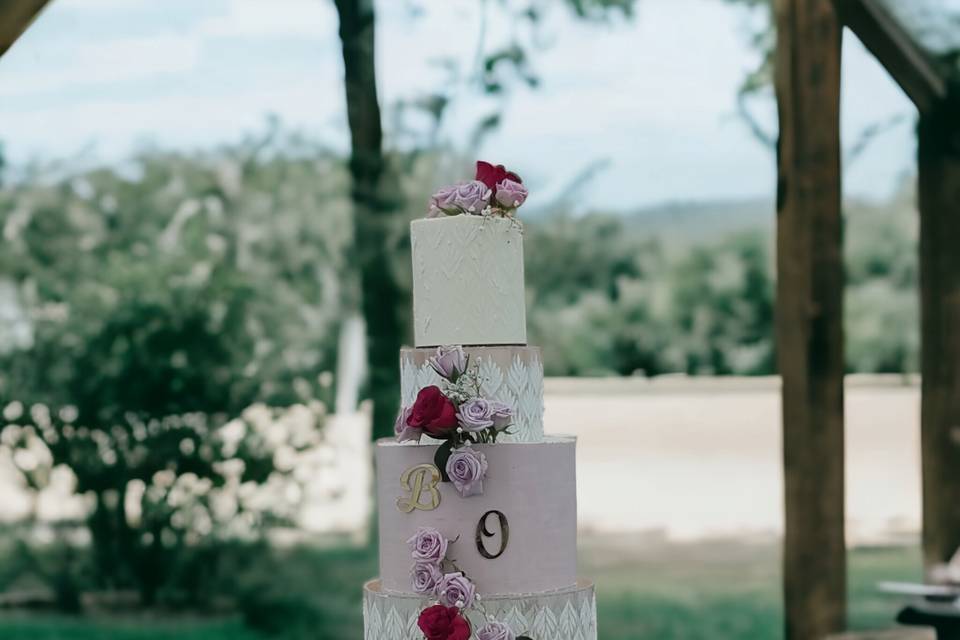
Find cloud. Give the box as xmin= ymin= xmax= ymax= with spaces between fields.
xmin=195 ymin=0 xmax=338 ymax=39
xmin=1 ymin=80 xmax=349 ymax=163
xmin=0 ymin=34 xmax=202 ymax=97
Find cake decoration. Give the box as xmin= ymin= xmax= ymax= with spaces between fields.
xmin=427 ymin=162 xmax=528 ymax=219
xmin=445 ymin=445 xmax=488 ymax=498
xmin=407 ymin=527 xmax=528 ymax=640
xmin=474 ymin=510 xmax=509 ymax=560
xmin=365 ymin=162 xmax=596 ymax=640
xmin=395 ymin=345 xmax=514 ymax=501
xmin=396 ymin=463 xmax=442 ymax=513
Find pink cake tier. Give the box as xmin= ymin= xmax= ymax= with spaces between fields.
xmin=375 ymin=437 xmax=577 ymax=596
xmin=400 ymin=346 xmax=544 ymax=443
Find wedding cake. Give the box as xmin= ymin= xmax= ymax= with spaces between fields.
xmin=363 ymin=162 xmax=597 ymax=640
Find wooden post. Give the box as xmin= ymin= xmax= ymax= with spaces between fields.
xmin=775 ymin=0 xmax=847 ymax=638
xmin=0 ymin=0 xmax=50 ymax=59
xmin=918 ymin=98 xmax=960 ymax=567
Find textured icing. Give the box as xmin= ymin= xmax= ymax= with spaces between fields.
xmin=400 ymin=346 xmax=544 ymax=443
xmin=375 ymin=437 xmax=577 ymax=596
xmin=411 ymin=216 xmax=527 ymax=347
xmin=363 ymin=579 xmax=597 ymax=640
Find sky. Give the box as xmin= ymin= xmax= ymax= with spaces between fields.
xmin=0 ymin=0 xmax=917 ymax=211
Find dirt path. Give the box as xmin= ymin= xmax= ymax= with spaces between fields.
xmin=545 ymin=376 xmax=921 ymax=544
xmin=0 ymin=376 xmax=922 ymax=545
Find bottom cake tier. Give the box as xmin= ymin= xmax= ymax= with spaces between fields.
xmin=363 ymin=579 xmax=597 ymax=640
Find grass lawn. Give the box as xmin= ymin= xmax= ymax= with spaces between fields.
xmin=588 ymin=534 xmax=922 ymax=639
xmin=0 ymin=536 xmax=922 ymax=639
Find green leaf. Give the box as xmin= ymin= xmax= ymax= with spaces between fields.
xmin=434 ymin=440 xmax=454 ymax=482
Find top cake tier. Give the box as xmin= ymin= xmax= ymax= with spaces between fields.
xmin=411 ymin=215 xmax=527 ymax=347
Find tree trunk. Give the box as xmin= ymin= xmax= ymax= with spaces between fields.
xmin=918 ymin=99 xmax=960 ymax=567
xmin=334 ymin=0 xmax=404 ymax=440
xmin=774 ymin=0 xmax=847 ymax=638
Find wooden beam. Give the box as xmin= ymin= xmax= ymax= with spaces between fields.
xmin=834 ymin=0 xmax=947 ymax=115
xmin=918 ymin=99 xmax=960 ymax=567
xmin=775 ymin=0 xmax=847 ymax=638
xmin=0 ymin=0 xmax=50 ymax=59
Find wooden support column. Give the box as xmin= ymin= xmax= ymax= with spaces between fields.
xmin=918 ymin=98 xmax=960 ymax=567
xmin=0 ymin=0 xmax=50 ymax=59
xmin=775 ymin=0 xmax=846 ymax=638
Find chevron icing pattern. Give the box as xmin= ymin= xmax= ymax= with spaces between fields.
xmin=400 ymin=351 xmax=544 ymax=443
xmin=411 ymin=216 xmax=526 ymax=347
xmin=363 ymin=580 xmax=597 ymax=640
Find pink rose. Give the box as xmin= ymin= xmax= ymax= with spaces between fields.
xmin=428 ymin=345 xmax=467 ymax=381
xmin=489 ymin=400 xmax=513 ymax=430
xmin=445 ymin=445 xmax=488 ymax=498
xmin=411 ymin=561 xmax=443 ymax=595
xmin=456 ymin=397 xmax=494 ymax=432
xmin=452 ymin=180 xmax=492 ymax=214
xmin=429 ymin=185 xmax=459 ymax=216
xmin=407 ymin=527 xmax=449 ymax=563
xmin=436 ymin=572 xmax=476 ymax=608
xmin=394 ymin=405 xmax=420 ymax=443
xmin=477 ymin=621 xmax=516 ymax=640
xmin=494 ymin=179 xmax=527 ymax=209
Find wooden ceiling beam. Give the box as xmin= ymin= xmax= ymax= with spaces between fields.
xmin=0 ymin=0 xmax=51 ymax=60
xmin=834 ymin=0 xmax=948 ymax=114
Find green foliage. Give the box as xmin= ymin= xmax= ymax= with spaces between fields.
xmin=844 ymin=193 xmax=919 ymax=373
xmin=0 ymin=129 xmax=350 ymax=606
xmin=525 ymin=187 xmax=918 ymax=377
xmin=526 ymin=214 xmax=775 ymax=376
xmin=0 ymin=134 xmax=921 ymax=618
xmin=0 ymin=615 xmax=262 ymax=640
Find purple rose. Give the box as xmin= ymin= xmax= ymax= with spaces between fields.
xmin=456 ymin=398 xmax=494 ymax=432
xmin=488 ymin=400 xmax=513 ymax=430
xmin=453 ymin=180 xmax=492 ymax=215
xmin=445 ymin=445 xmax=488 ymax=498
xmin=394 ymin=405 xmax=420 ymax=443
xmin=436 ymin=572 xmax=476 ymax=609
xmin=494 ymin=179 xmax=527 ymax=209
xmin=477 ymin=621 xmax=516 ymax=640
xmin=411 ymin=561 xmax=443 ymax=595
xmin=428 ymin=345 xmax=467 ymax=381
xmin=407 ymin=527 xmax=449 ymax=563
xmin=429 ymin=184 xmax=460 ymax=216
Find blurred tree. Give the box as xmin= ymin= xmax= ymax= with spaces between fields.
xmin=724 ymin=0 xmax=909 ymax=159
xmin=333 ymin=0 xmax=405 ymax=442
xmin=333 ymin=0 xmax=637 ymax=439
xmin=666 ymin=231 xmax=775 ymax=375
xmin=0 ymin=132 xmax=346 ymax=605
xmin=527 ymin=214 xmax=775 ymax=376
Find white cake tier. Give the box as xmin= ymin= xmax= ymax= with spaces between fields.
xmin=363 ymin=579 xmax=597 ymax=640
xmin=411 ymin=216 xmax=527 ymax=347
xmin=400 ymin=346 xmax=544 ymax=443
xmin=376 ymin=437 xmax=577 ymax=596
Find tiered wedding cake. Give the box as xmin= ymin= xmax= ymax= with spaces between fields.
xmin=363 ymin=162 xmax=596 ymax=640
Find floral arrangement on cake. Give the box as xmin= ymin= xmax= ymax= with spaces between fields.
xmin=394 ymin=346 xmax=513 ymax=498
xmin=427 ymin=161 xmax=528 ymax=218
xmin=408 ymin=527 xmax=533 ymax=640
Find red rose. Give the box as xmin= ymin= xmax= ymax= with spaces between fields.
xmin=407 ymin=386 xmax=458 ymax=438
xmin=475 ymin=161 xmax=522 ymax=195
xmin=417 ymin=604 xmax=471 ymax=640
